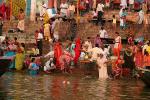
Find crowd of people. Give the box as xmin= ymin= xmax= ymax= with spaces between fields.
xmin=0 ymin=0 xmax=150 ymax=79
xmin=0 ymin=30 xmax=150 ymax=79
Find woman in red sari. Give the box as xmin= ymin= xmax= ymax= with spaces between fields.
xmin=0 ymin=3 xmax=6 ymax=19
xmin=74 ymin=38 xmax=81 ymax=65
xmin=54 ymin=42 xmax=62 ymax=69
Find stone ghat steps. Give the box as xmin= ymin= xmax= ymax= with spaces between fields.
xmin=77 ymin=21 xmax=150 ymax=41
xmin=2 ymin=20 xmax=43 ymax=34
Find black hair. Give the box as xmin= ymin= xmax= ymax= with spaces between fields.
xmin=144 ymin=50 xmax=149 ymax=56
xmin=31 ymin=58 xmax=35 ymax=62
xmin=113 ymin=15 xmax=115 ymax=18
xmin=95 ymin=44 xmax=99 ymax=47
xmin=21 ymin=43 xmax=25 ymax=48
xmin=14 ymin=37 xmax=17 ymax=40
xmin=20 ymin=9 xmax=24 ymax=12
xmin=87 ymin=37 xmax=90 ymax=39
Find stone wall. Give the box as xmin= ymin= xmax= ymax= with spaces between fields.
xmin=3 ymin=33 xmax=35 ymax=43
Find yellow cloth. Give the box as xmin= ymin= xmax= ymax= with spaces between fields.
xmin=113 ymin=18 xmax=116 ymax=24
xmin=6 ymin=0 xmax=26 ymax=17
xmin=43 ymin=12 xmax=49 ymax=24
xmin=15 ymin=53 xmax=24 ymax=70
xmin=146 ymin=46 xmax=150 ymax=54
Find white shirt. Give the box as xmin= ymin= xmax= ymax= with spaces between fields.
xmin=99 ymin=29 xmax=108 ymax=38
xmin=143 ymin=44 xmax=148 ymax=55
xmin=68 ymin=5 xmax=75 ymax=12
xmin=88 ymin=47 xmax=104 ymax=61
xmin=60 ymin=3 xmax=68 ymax=14
xmin=37 ymin=33 xmax=43 ymax=40
xmin=119 ymin=8 xmax=123 ymax=17
xmin=120 ymin=18 xmax=124 ymax=26
xmin=84 ymin=41 xmax=92 ymax=50
xmin=129 ymin=0 xmax=134 ymax=4
xmin=139 ymin=10 xmax=144 ymax=18
xmin=104 ymin=47 xmax=110 ymax=57
xmin=114 ymin=36 xmax=121 ymax=48
xmin=121 ymin=0 xmax=127 ymax=6
xmin=96 ymin=3 xmax=104 ymax=12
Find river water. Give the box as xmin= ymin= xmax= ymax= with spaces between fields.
xmin=0 ymin=72 xmax=150 ymax=100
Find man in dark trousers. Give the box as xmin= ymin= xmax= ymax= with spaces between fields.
xmin=37 ymin=31 xmax=43 ymax=56
xmin=96 ymin=2 xmax=104 ymax=25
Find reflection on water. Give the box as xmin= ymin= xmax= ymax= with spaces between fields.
xmin=0 ymin=72 xmax=150 ymax=100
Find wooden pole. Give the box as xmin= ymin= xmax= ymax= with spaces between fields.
xmin=77 ymin=0 xmax=80 ymax=27
xmin=10 ymin=0 xmax=12 ymax=20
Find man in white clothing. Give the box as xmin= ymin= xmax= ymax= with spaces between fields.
xmin=120 ymin=0 xmax=127 ymax=9
xmin=60 ymin=2 xmax=68 ymax=17
xmin=88 ymin=44 xmax=104 ymax=61
xmin=99 ymin=27 xmax=108 ymax=38
xmin=138 ymin=9 xmax=144 ymax=24
xmin=84 ymin=37 xmax=93 ymax=51
xmin=37 ymin=32 xmax=43 ymax=56
xmin=96 ymin=2 xmax=104 ymax=25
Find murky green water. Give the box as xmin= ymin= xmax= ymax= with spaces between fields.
xmin=0 ymin=72 xmax=150 ymax=100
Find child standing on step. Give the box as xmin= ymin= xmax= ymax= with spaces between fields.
xmin=112 ymin=15 xmax=116 ymax=31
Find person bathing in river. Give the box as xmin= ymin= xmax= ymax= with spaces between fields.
xmin=134 ymin=46 xmax=143 ymax=68
xmin=143 ymin=51 xmax=150 ymax=70
xmin=44 ymin=50 xmax=55 ymax=73
xmin=15 ymin=43 xmax=25 ymax=70
xmin=97 ymin=53 xmax=108 ymax=79
xmin=28 ymin=58 xmax=39 ymax=75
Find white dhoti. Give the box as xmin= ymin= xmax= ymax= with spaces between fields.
xmin=17 ymin=20 xmax=25 ymax=31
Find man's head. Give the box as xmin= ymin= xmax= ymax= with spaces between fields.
xmin=95 ymin=44 xmax=99 ymax=48
xmin=96 ymin=34 xmax=100 ymax=37
xmin=98 ymin=53 xmax=103 ymax=58
xmin=14 ymin=37 xmax=17 ymax=41
xmin=87 ymin=37 xmax=90 ymax=41
xmin=20 ymin=9 xmax=24 ymax=13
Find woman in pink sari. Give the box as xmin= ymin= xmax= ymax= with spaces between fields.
xmin=59 ymin=50 xmax=73 ymax=73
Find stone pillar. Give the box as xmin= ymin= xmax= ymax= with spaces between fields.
xmin=54 ymin=0 xmax=57 ymax=13
xmin=0 ymin=0 xmax=2 ymax=3
xmin=30 ymin=0 xmax=36 ymax=22
xmin=25 ymin=0 xmax=31 ymax=17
